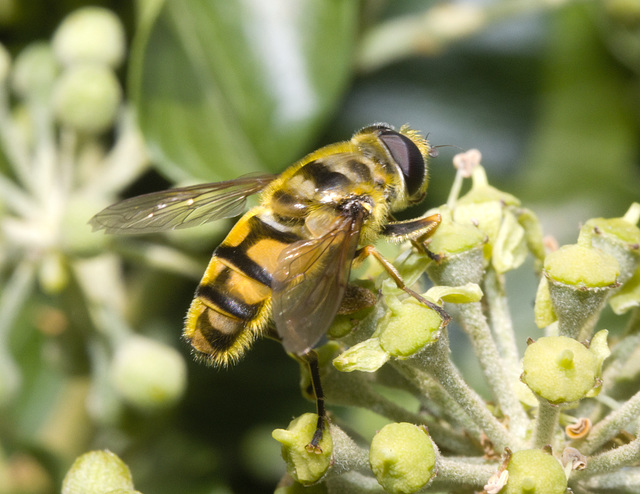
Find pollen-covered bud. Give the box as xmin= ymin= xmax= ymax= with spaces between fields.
xmin=52 ymin=7 xmax=126 ymax=68
xmin=580 ymin=203 xmax=640 ymax=285
xmin=109 ymin=336 xmax=187 ymax=411
xmin=522 ymin=332 xmax=609 ymax=404
xmin=425 ymin=208 xmax=486 ymax=286
xmin=61 ymin=450 xmax=135 ymax=494
xmin=52 ymin=64 xmax=122 ymax=134
xmin=540 ymin=244 xmax=619 ymax=338
xmin=502 ymin=449 xmax=567 ymax=494
xmin=369 ymin=423 xmax=436 ymax=494
xmin=272 ymin=413 xmax=333 ymax=485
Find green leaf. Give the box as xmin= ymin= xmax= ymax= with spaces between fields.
xmin=130 ymin=0 xmax=358 ymax=182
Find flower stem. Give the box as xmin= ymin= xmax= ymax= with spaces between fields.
xmin=532 ymin=399 xmax=560 ymax=448
xmin=457 ymin=301 xmax=528 ymax=437
xmin=414 ymin=329 xmax=518 ymax=452
xmin=431 ymin=457 xmax=496 ymax=491
xmin=483 ymin=267 xmax=528 ymax=438
xmin=574 ymin=425 xmax=640 ymax=478
xmin=579 ymin=389 xmax=640 ymax=455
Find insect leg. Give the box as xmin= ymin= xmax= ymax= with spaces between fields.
xmin=300 ymin=350 xmax=327 ymax=453
xmin=355 ymin=245 xmax=451 ymax=325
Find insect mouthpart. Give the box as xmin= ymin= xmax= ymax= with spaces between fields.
xmin=340 ymin=196 xmax=374 ymax=217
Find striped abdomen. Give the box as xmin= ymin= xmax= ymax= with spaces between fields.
xmin=183 ymin=209 xmax=302 ymax=366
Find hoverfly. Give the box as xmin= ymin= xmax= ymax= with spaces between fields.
xmin=90 ymin=123 xmax=448 ymax=451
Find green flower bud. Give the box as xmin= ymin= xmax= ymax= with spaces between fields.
xmin=11 ymin=42 xmax=59 ymax=100
xmin=581 ymin=204 xmax=640 ymax=285
xmin=53 ymin=7 xmax=126 ymax=68
xmin=522 ymin=335 xmax=607 ymax=404
xmin=533 ymin=277 xmax=555 ymax=329
xmin=426 ymin=282 xmax=483 ymax=304
xmin=425 ymin=210 xmax=486 ymax=286
xmin=609 ymin=264 xmax=640 ymax=314
xmin=333 ymin=337 xmax=389 ymax=373
xmin=61 ymin=450 xmax=134 ymax=494
xmin=109 ymin=336 xmax=187 ymax=411
xmin=62 ymin=195 xmax=110 ymax=257
xmin=503 ymin=449 xmax=567 ymax=494
xmin=375 ymin=294 xmax=441 ymax=358
xmin=545 ymin=244 xmax=619 ymax=288
xmin=52 ymin=64 xmax=122 ymax=134
xmin=492 ymin=210 xmax=528 ymax=273
xmin=517 ymin=207 xmax=546 ymax=265
xmin=38 ymin=251 xmax=69 ymax=294
xmin=543 ymin=244 xmax=618 ymax=337
xmin=428 ymin=209 xmax=486 ymax=258
xmin=369 ymin=423 xmax=436 ymax=494
xmin=272 ymin=413 xmax=333 ymax=485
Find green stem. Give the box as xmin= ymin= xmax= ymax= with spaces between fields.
xmin=483 ymin=267 xmax=528 ymax=438
xmin=414 ymin=329 xmax=519 ymax=452
xmin=532 ymin=399 xmax=560 ymax=448
xmin=579 ymin=389 xmax=640 ymax=455
xmin=431 ymin=457 xmax=496 ymax=491
xmin=457 ymin=301 xmax=528 ymax=437
xmin=574 ymin=427 xmax=640 ymax=478
xmin=326 ymin=368 xmax=474 ymax=453
xmin=394 ymin=361 xmax=485 ymax=443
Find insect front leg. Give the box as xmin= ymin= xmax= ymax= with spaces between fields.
xmin=355 ymin=245 xmax=451 ymax=325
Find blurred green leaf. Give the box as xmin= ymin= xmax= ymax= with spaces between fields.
xmin=520 ymin=3 xmax=637 ymax=213
xmin=130 ymin=0 xmax=358 ymax=182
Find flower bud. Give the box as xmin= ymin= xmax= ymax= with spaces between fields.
xmin=109 ymin=336 xmax=187 ymax=411
xmin=580 ymin=203 xmax=640 ymax=285
xmin=425 ymin=210 xmax=485 ymax=286
xmin=53 ymin=7 xmax=126 ymax=68
xmin=542 ymin=244 xmax=619 ymax=337
xmin=11 ymin=42 xmax=59 ymax=100
xmin=62 ymin=450 xmax=134 ymax=494
xmin=333 ymin=337 xmax=389 ymax=373
xmin=52 ymin=64 xmax=122 ymax=134
xmin=272 ymin=413 xmax=333 ymax=485
xmin=376 ymin=296 xmax=441 ymax=358
xmin=38 ymin=251 xmax=69 ymax=294
xmin=522 ymin=333 xmax=608 ymax=404
xmin=502 ymin=449 xmax=567 ymax=494
xmin=369 ymin=423 xmax=436 ymax=494
xmin=609 ymin=264 xmax=640 ymax=314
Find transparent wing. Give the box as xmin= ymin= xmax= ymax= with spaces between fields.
xmin=272 ymin=212 xmax=364 ymax=355
xmin=89 ymin=173 xmax=277 ymax=234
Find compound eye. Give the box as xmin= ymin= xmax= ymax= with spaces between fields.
xmin=378 ymin=130 xmax=425 ymax=197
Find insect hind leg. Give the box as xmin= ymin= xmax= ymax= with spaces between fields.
xmin=355 ymin=245 xmax=451 ymax=325
xmin=295 ymin=350 xmax=327 ymax=454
